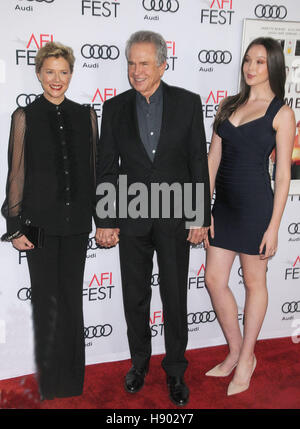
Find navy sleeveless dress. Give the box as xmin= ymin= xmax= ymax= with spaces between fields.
xmin=209 ymin=96 xmax=284 ymax=255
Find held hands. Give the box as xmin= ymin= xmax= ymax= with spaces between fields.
xmin=97 ymin=227 xmax=208 ymax=247
xmin=95 ymin=228 xmax=120 ymax=248
xmin=187 ymin=226 xmax=209 ymax=245
xmin=12 ymin=235 xmax=34 ymax=251
xmin=259 ymin=226 xmax=278 ymax=260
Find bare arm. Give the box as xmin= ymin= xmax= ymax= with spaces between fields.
xmin=187 ymin=95 xmax=211 ymax=244
xmin=207 ymin=97 xmax=225 ymax=201
xmin=208 ymin=131 xmax=222 ymax=200
xmin=259 ymin=105 xmax=296 ymax=258
xmin=203 ymin=130 xmax=222 ymax=247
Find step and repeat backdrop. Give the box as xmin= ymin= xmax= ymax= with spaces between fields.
xmin=0 ymin=0 xmax=299 ymax=380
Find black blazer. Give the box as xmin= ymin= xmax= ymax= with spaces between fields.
xmin=95 ymin=81 xmax=211 ymax=235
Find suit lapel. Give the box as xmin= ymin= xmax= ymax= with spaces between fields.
xmin=153 ymin=81 xmax=173 ymax=165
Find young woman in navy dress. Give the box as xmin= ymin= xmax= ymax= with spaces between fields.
xmin=204 ymin=38 xmax=295 ymax=395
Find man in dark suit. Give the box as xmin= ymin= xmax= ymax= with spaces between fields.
xmin=95 ymin=31 xmax=210 ymax=406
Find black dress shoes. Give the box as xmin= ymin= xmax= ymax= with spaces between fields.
xmin=167 ymin=376 xmax=189 ymax=406
xmin=125 ymin=366 xmax=148 ymax=393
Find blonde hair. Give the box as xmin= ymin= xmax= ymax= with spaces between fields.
xmin=35 ymin=41 xmax=75 ymax=74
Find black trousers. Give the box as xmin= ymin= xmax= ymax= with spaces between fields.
xmin=119 ymin=221 xmax=190 ymax=377
xmin=26 ymin=233 xmax=88 ymax=399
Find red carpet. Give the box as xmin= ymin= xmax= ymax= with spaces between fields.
xmin=0 ymin=337 xmax=299 ymax=410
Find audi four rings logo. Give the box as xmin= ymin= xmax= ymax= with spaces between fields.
xmin=16 ymin=94 xmax=38 ymax=107
xmin=84 ymin=325 xmax=113 ymax=338
xmin=254 ymin=4 xmax=287 ymax=19
xmin=25 ymin=0 xmax=54 ymax=3
xmin=151 ymin=274 xmax=160 ymax=286
xmin=81 ymin=44 xmax=120 ymax=60
xmin=87 ymin=237 xmax=99 ymax=250
xmin=187 ymin=311 xmax=217 ymax=324
xmin=17 ymin=287 xmax=32 ymax=301
xmin=288 ymin=223 xmax=300 ymax=235
xmin=282 ymin=302 xmax=300 ymax=313
xmin=142 ymin=0 xmax=179 ymax=13
xmin=198 ymin=50 xmax=232 ymax=65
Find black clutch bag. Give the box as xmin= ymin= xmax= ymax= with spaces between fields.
xmin=21 ymin=224 xmax=44 ymax=248
xmin=1 ymin=220 xmax=44 ymax=248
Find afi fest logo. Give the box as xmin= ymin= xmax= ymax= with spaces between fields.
xmin=82 ymin=272 xmax=115 ymax=301
xmin=285 ymin=256 xmax=300 ymax=280
xmin=188 ymin=264 xmax=205 ymax=291
xmin=203 ymin=89 xmax=228 ymax=119
xmin=84 ymin=87 xmax=117 ymax=118
xmin=200 ymin=0 xmax=235 ymax=25
xmin=150 ymin=310 xmax=164 ymax=337
xmin=16 ymin=33 xmax=54 ymax=66
xmin=81 ymin=0 xmax=120 ymax=18
xmin=166 ymin=41 xmax=177 ymax=72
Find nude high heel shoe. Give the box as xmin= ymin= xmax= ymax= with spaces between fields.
xmin=227 ymin=355 xmax=257 ymax=396
xmin=205 ymin=362 xmax=237 ymax=377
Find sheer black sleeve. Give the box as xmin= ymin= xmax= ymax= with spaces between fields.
xmin=1 ymin=108 xmax=26 ymax=237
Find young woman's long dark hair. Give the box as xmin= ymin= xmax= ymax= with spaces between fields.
xmin=213 ymin=37 xmax=286 ymax=132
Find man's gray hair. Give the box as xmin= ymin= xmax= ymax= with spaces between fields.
xmin=125 ymin=30 xmax=167 ymax=66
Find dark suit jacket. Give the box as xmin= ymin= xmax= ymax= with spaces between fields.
xmin=95 ymin=81 xmax=211 ymax=236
